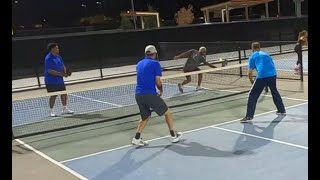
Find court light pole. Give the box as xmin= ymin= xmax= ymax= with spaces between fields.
xmin=293 ymin=0 xmax=303 ymax=17
xmin=277 ymin=0 xmax=280 ymax=16
xmin=131 ymin=0 xmax=137 ymax=29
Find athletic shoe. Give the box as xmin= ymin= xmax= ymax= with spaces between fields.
xmin=131 ymin=138 xmax=148 ymax=146
xmin=178 ymin=83 xmax=183 ymax=93
xmin=222 ymin=59 xmax=228 ymax=67
xmin=61 ymin=108 xmax=74 ymax=115
xmin=196 ymin=86 xmax=203 ymax=91
xmin=276 ymin=111 xmax=286 ymax=116
xmin=294 ymin=64 xmax=301 ymax=74
xmin=240 ymin=117 xmax=253 ymax=123
xmin=50 ymin=111 xmax=57 ymax=117
xmin=171 ymin=132 xmax=182 ymax=143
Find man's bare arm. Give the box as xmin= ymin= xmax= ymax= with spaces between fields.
xmin=173 ymin=49 xmax=194 ymax=59
xmin=204 ymin=62 xmax=217 ymax=68
xmin=156 ymin=76 xmax=163 ymax=96
xmin=248 ymin=69 xmax=254 ymax=84
xmin=48 ymin=69 xmax=66 ymax=77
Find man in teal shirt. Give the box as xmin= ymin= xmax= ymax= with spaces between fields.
xmin=241 ymin=42 xmax=286 ymax=123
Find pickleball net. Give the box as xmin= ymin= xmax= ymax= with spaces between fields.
xmin=12 ymin=61 xmax=301 ymax=138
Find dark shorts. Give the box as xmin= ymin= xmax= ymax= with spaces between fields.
xmin=135 ymin=94 xmax=169 ymax=120
xmin=46 ymin=84 xmax=66 ymax=93
xmin=183 ymin=68 xmax=200 ymax=78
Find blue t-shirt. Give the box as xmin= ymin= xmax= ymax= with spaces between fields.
xmin=44 ymin=53 xmax=65 ymax=85
xmin=248 ymin=51 xmax=277 ymax=79
xmin=136 ymin=57 xmax=162 ymax=95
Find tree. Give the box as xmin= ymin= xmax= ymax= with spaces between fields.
xmin=143 ymin=4 xmax=158 ymax=29
xmin=174 ymin=4 xmax=194 ymax=26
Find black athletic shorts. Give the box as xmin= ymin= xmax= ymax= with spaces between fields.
xmin=183 ymin=68 xmax=200 ymax=78
xmin=135 ymin=94 xmax=169 ymax=120
xmin=46 ymin=84 xmax=66 ymax=93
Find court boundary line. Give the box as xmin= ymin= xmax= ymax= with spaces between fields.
xmin=14 ymin=138 xmax=88 ymax=180
xmin=261 ymin=95 xmax=308 ymax=102
xmin=60 ymin=101 xmax=307 ymax=163
xmin=212 ymin=126 xmax=308 ymax=150
xmin=69 ymin=94 xmax=123 ymax=107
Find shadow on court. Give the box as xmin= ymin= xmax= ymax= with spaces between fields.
xmin=142 ymin=139 xmax=253 ymax=157
xmin=91 ymin=147 xmax=167 ymax=180
xmin=12 ymin=144 xmax=32 ymax=154
xmin=233 ymin=115 xmax=285 ymax=154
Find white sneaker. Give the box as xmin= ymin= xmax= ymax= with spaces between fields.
xmin=61 ymin=108 xmax=74 ymax=115
xmin=178 ymin=83 xmax=183 ymax=93
xmin=196 ymin=86 xmax=203 ymax=91
xmin=131 ymin=138 xmax=148 ymax=146
xmin=171 ymin=132 xmax=182 ymax=143
xmin=50 ymin=112 xmax=57 ymax=117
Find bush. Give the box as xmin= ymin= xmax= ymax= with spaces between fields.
xmin=174 ymin=4 xmax=194 ymax=26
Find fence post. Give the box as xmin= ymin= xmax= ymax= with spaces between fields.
xmin=299 ymin=41 xmax=304 ymax=82
xmin=100 ymin=59 xmax=103 ymax=79
xmin=279 ymin=32 xmax=282 ymax=53
xmin=35 ymin=65 xmax=41 ymax=87
xmin=238 ymin=47 xmax=242 ymax=77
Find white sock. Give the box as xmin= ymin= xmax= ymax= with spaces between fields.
xmin=63 ymin=106 xmax=67 ymax=110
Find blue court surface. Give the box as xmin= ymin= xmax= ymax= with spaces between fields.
xmin=62 ymin=103 xmax=308 ymax=180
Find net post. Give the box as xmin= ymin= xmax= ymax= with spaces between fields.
xmin=12 ymin=130 xmax=15 ymax=141
xmin=238 ymin=47 xmax=243 ymax=77
xmin=299 ymin=41 xmax=304 ymax=82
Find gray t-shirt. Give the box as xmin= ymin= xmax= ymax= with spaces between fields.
xmin=183 ymin=50 xmax=206 ymax=71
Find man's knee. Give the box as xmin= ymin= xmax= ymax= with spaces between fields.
xmin=186 ymin=76 xmax=191 ymax=82
xmin=141 ymin=116 xmax=151 ymax=121
xmin=164 ymin=109 xmax=171 ymax=116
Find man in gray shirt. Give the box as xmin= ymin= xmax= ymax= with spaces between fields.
xmin=174 ymin=46 xmax=227 ymax=93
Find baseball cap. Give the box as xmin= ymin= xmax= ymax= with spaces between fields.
xmin=199 ymin=46 xmax=207 ymax=52
xmin=145 ymin=45 xmax=157 ymax=54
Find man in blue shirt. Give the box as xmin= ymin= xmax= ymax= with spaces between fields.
xmin=44 ymin=43 xmax=74 ymax=117
xmin=132 ymin=45 xmax=182 ymax=146
xmin=241 ymin=42 xmax=286 ymax=123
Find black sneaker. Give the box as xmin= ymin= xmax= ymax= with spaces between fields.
xmin=276 ymin=111 xmax=286 ymax=116
xmin=221 ymin=59 xmax=228 ymax=67
xmin=178 ymin=83 xmax=183 ymax=93
xmin=240 ymin=117 xmax=253 ymax=123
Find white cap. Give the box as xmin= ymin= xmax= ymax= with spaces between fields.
xmin=145 ymin=45 xmax=157 ymax=54
xmin=199 ymin=46 xmax=207 ymax=52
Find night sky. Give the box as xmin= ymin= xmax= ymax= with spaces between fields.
xmin=12 ymin=0 xmax=307 ymax=29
